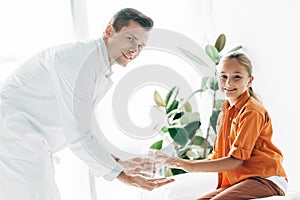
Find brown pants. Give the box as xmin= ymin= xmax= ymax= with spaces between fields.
xmin=197 ymin=177 xmax=285 ymax=200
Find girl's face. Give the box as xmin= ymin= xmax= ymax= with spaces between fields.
xmin=218 ymin=59 xmax=253 ymax=106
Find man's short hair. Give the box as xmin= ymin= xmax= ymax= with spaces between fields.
xmin=110 ymin=8 xmax=154 ymax=32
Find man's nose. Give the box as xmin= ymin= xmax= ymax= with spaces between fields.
xmin=129 ymin=43 xmax=139 ymax=54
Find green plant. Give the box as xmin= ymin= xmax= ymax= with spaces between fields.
xmin=152 ymin=86 xmax=202 ymax=157
xmin=150 ymin=33 xmax=242 ymax=176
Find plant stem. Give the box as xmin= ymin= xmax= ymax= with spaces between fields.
xmin=178 ymin=89 xmax=203 ymax=110
xmin=203 ymin=72 xmax=218 ymax=158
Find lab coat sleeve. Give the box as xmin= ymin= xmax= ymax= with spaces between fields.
xmin=46 ymin=44 xmax=122 ymax=179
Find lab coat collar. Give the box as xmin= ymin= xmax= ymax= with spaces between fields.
xmin=97 ymin=38 xmax=113 ymax=78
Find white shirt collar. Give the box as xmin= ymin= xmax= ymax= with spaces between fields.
xmin=98 ymin=37 xmax=113 ymax=78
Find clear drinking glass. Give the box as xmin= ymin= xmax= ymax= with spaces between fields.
xmin=140 ymin=149 xmax=156 ymax=178
xmin=141 ymin=148 xmax=170 ymax=178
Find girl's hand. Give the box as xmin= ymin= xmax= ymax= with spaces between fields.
xmin=153 ymin=150 xmax=183 ymax=169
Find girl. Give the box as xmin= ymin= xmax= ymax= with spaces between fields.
xmin=157 ymin=52 xmax=287 ymax=199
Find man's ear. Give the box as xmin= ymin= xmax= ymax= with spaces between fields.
xmin=104 ymin=24 xmax=114 ymax=39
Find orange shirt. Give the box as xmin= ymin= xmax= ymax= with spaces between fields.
xmin=210 ymin=91 xmax=287 ymax=188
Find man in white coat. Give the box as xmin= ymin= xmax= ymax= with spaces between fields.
xmin=0 ymin=8 xmax=173 ymax=200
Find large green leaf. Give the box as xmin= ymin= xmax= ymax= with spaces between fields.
xmin=210 ymin=109 xmax=221 ymax=134
xmin=168 ymin=128 xmax=179 ymax=139
xmin=214 ymin=99 xmax=225 ymax=111
xmin=168 ymin=128 xmax=189 ymax=147
xmin=150 ymin=140 xmax=163 ymax=150
xmin=178 ymin=47 xmax=210 ymax=67
xmin=180 ymin=112 xmax=200 ymax=125
xmin=184 ymin=101 xmax=192 ymax=112
xmin=168 ymin=121 xmax=201 ymax=148
xmin=200 ymin=77 xmax=209 ymax=91
xmin=161 ymin=126 xmax=169 ymax=133
xmin=192 ymin=135 xmax=205 ymax=146
xmin=154 ymin=90 xmax=166 ymax=107
xmin=184 ymin=121 xmax=201 ymax=139
xmin=228 ymin=45 xmax=243 ymax=53
xmin=166 ymin=99 xmax=179 ymax=114
xmin=205 ymin=45 xmax=220 ymax=65
xmin=208 ymin=77 xmax=219 ymax=91
xmin=165 ymin=86 xmax=177 ymax=107
xmin=215 ymin=33 xmax=226 ymax=52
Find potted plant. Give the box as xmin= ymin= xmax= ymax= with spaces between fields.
xmin=151 ymin=34 xmax=242 ymax=176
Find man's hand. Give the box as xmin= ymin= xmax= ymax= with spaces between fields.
xmin=111 ymin=154 xmax=156 ymax=177
xmin=117 ymin=171 xmax=174 ymax=191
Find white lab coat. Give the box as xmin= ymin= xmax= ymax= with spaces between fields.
xmin=0 ymin=38 xmax=122 ymax=199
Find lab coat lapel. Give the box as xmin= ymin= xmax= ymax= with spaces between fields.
xmin=93 ymin=75 xmax=113 ymax=106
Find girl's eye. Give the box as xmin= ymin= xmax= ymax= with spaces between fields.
xmin=220 ymin=75 xmax=227 ymax=80
xmin=233 ymin=75 xmax=242 ymax=79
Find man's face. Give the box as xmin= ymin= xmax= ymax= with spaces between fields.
xmin=105 ymin=21 xmax=150 ymax=67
